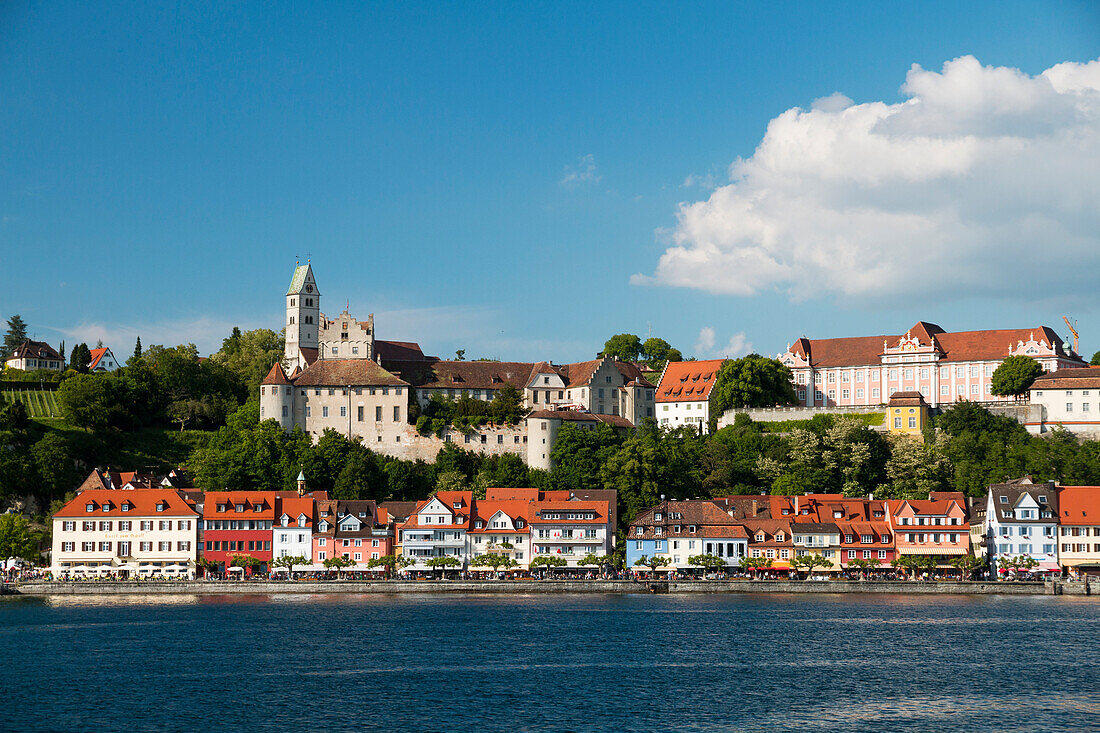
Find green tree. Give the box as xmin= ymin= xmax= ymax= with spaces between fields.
xmin=1091 ymin=351 xmax=1100 ymax=366
xmin=69 ymin=343 xmax=92 ymax=373
xmin=31 ymin=432 xmax=79 ymax=498
xmin=738 ymin=556 xmax=773 ymax=578
xmin=323 ymin=555 xmax=356 ymax=578
xmin=687 ymin=553 xmax=726 ymax=577
xmin=209 ymin=328 xmax=284 ymax=395
xmin=2 ymin=314 xmax=27 ymax=361
xmin=367 ymin=554 xmax=402 ymax=578
xmin=530 ymin=555 xmax=568 ymax=575
xmin=711 ymin=355 xmax=798 ymax=417
xmin=641 ymin=337 xmax=682 ymax=370
xmin=0 ymin=513 xmax=39 ymax=561
xmin=333 ymin=448 xmax=386 ymax=500
xmin=576 ymin=553 xmax=605 ymax=570
xmin=883 ymin=434 xmax=951 ymax=499
xmin=990 ymin=355 xmax=1044 ymax=398
xmin=425 ymin=555 xmax=461 ymax=578
xmin=57 ymin=374 xmax=124 ymax=431
xmin=789 ymin=552 xmax=833 ymax=579
xmin=633 ymin=555 xmax=668 ymax=573
xmin=949 ymin=554 xmax=987 ymax=580
xmin=130 ymin=337 xmax=142 ymax=365
xmin=489 ymin=383 xmax=525 ymax=424
xmin=601 ymin=333 xmax=643 ymax=362
xmin=270 ymin=555 xmax=309 ymax=576
xmin=549 ymin=422 xmax=623 ymax=491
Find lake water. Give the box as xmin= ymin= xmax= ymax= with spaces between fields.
xmin=4 ymin=592 xmax=1099 ymax=732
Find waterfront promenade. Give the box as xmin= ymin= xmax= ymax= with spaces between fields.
xmin=7 ymin=578 xmax=1098 ymax=596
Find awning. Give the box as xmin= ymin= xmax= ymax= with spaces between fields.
xmin=1035 ymin=562 xmax=1060 ymax=572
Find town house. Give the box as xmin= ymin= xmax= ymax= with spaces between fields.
xmin=51 ymin=489 xmax=199 ymax=578
xmin=397 ymin=491 xmax=474 ymax=570
xmin=1056 ymin=486 xmax=1100 ymax=577
xmin=888 ymin=492 xmax=970 ymax=566
xmin=984 ymin=480 xmax=1060 ymax=575
xmin=201 ymin=491 xmax=276 ymax=574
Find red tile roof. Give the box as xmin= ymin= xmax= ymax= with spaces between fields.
xmin=375 ymin=340 xmax=430 ymax=362
xmin=54 ymin=489 xmax=198 ymax=518
xmin=262 ymin=361 xmax=291 ymax=385
xmin=293 ymin=358 xmax=407 ymax=387
xmin=1057 ymin=487 xmax=1100 ymax=523
xmin=787 ymin=324 xmax=1081 ymax=368
xmin=888 ymin=391 xmax=927 ymax=406
xmin=276 ymin=496 xmax=315 ymax=527
xmin=87 ymin=347 xmax=112 ymax=370
xmin=387 ymin=359 xmax=536 ymax=391
xmin=202 ymin=491 xmax=277 ymax=519
xmin=656 ymin=359 xmax=726 ymax=402
xmin=1031 ymin=367 xmax=1100 ymax=390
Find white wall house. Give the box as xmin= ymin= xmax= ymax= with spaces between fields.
xmin=529 ymin=500 xmax=613 ymax=567
xmin=655 ymin=359 xmax=725 ymax=434
xmin=398 ymin=491 xmax=473 ymax=570
xmin=1029 ymin=368 xmax=1100 ymax=436
xmin=272 ymin=497 xmax=313 ymax=569
xmin=984 ymin=481 xmax=1061 ymax=576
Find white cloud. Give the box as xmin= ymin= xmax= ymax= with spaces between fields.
xmin=635 ymin=56 xmax=1100 ymax=302
xmin=560 ymin=154 xmax=601 ymax=187
xmin=695 ymin=326 xmax=753 ymax=358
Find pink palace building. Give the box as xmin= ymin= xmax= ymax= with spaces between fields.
xmin=777 ymin=321 xmax=1085 ymax=409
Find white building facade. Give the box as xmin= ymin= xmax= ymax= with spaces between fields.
xmin=984 ymin=482 xmax=1061 ymax=576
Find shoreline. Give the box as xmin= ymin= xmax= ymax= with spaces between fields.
xmin=5 ymin=579 xmax=1096 ymax=596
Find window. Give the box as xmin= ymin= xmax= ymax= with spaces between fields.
xmin=339 ymin=406 xmax=347 ymax=417
xmin=376 ymin=406 xmax=382 ymax=421
xmin=394 ymin=406 xmax=401 ymax=422
xmin=322 ymin=406 xmax=329 ymax=418
xmin=1066 ymin=403 xmax=1073 ymax=412
xmin=908 ymin=417 xmax=916 ymax=428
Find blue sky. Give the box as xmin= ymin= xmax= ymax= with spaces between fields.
xmin=2 ymin=2 xmax=1099 ymax=362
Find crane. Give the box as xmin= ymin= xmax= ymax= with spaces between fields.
xmin=1063 ymin=315 xmax=1079 ymax=354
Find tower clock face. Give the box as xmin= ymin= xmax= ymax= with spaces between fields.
xmin=306 ymin=284 xmax=313 ymax=293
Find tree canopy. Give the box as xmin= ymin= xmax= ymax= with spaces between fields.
xmin=710 ymin=355 xmax=799 ymax=418
xmin=990 ymin=355 xmax=1044 ymax=397
xmin=2 ymin=314 xmax=27 ymax=361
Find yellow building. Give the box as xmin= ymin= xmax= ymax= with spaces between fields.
xmin=887 ymin=391 xmax=929 ymax=438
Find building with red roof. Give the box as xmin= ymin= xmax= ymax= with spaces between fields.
xmin=272 ymin=495 xmax=314 ymax=570
xmin=397 ymin=491 xmax=474 ymax=571
xmin=51 ymin=489 xmax=199 ymax=577
xmin=87 ymin=346 xmax=119 ymax=372
xmin=888 ymin=492 xmax=970 ymax=565
xmin=655 ymin=359 xmax=726 ymax=434
xmin=201 ymin=491 xmax=277 ymax=575
xmin=776 ymin=321 xmax=1085 ymax=409
xmin=1056 ymin=486 xmax=1100 ymax=576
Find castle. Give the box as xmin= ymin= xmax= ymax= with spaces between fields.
xmin=262 ymin=262 xmax=657 ymax=468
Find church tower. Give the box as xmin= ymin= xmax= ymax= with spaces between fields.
xmin=285 ymin=261 xmax=321 ymax=370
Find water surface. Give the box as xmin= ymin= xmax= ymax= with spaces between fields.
xmin=4 ymin=593 xmax=1098 ymax=732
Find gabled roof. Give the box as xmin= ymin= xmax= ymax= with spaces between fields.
xmin=986 ymin=484 xmax=1058 ymax=522
xmin=657 ymin=359 xmax=725 ymax=403
xmin=276 ymin=496 xmax=314 ymax=527
xmin=293 ymin=359 xmax=407 ymax=387
xmin=287 ymin=263 xmax=318 ymax=296
xmin=54 ymin=489 xmax=198 ymax=518
xmin=9 ymin=339 xmax=62 ymax=361
xmin=88 ymin=347 xmax=114 ymax=370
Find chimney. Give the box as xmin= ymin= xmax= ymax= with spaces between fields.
xmin=751 ymin=499 xmax=758 ymax=517
xmin=794 ymin=495 xmax=799 ymax=513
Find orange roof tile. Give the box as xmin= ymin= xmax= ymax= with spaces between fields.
xmin=657 ymin=359 xmax=726 ymax=403
xmin=54 ymin=489 xmax=198 ymax=518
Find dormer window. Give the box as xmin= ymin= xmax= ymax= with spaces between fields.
xmin=635 ymin=527 xmax=643 ymax=535
xmin=654 ymin=513 xmax=662 ymax=521
xmin=833 ymin=510 xmax=843 ymax=518
xmin=254 ymin=504 xmax=263 ymax=513
xmin=236 ymin=504 xmax=245 ymax=512
xmin=358 ymin=512 xmax=366 ymax=518
xmin=217 ymin=504 xmax=227 ymax=513
xmin=282 ymin=515 xmax=290 ymax=526
xmin=775 ymin=532 xmax=784 ymax=542
xmin=782 ymin=509 xmax=791 ymax=515
xmin=121 ymin=503 xmax=130 ymax=512
xmin=86 ymin=503 xmax=95 ymax=512
xmin=453 ymin=502 xmax=462 ymax=509
xmin=654 ymin=527 xmax=663 ymax=536
xmin=1038 ymin=496 xmax=1047 ymax=503
xmin=516 ymin=520 xmax=524 ymax=528
xmin=156 ymin=503 xmax=165 ymax=512
xmin=475 ymin=521 xmax=484 ymax=529
xmin=102 ymin=503 xmax=112 ymax=512
xmin=999 ymin=496 xmax=1008 ymax=504
xmin=298 ymin=516 xmax=307 ymax=527
xmin=755 ymin=533 xmax=764 ymax=542
xmin=319 ymin=521 xmax=328 ymax=531
xmin=689 ymin=525 xmax=696 ymax=533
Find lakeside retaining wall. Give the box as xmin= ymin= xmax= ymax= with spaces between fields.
xmin=9 ymin=579 xmax=1094 ymax=596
